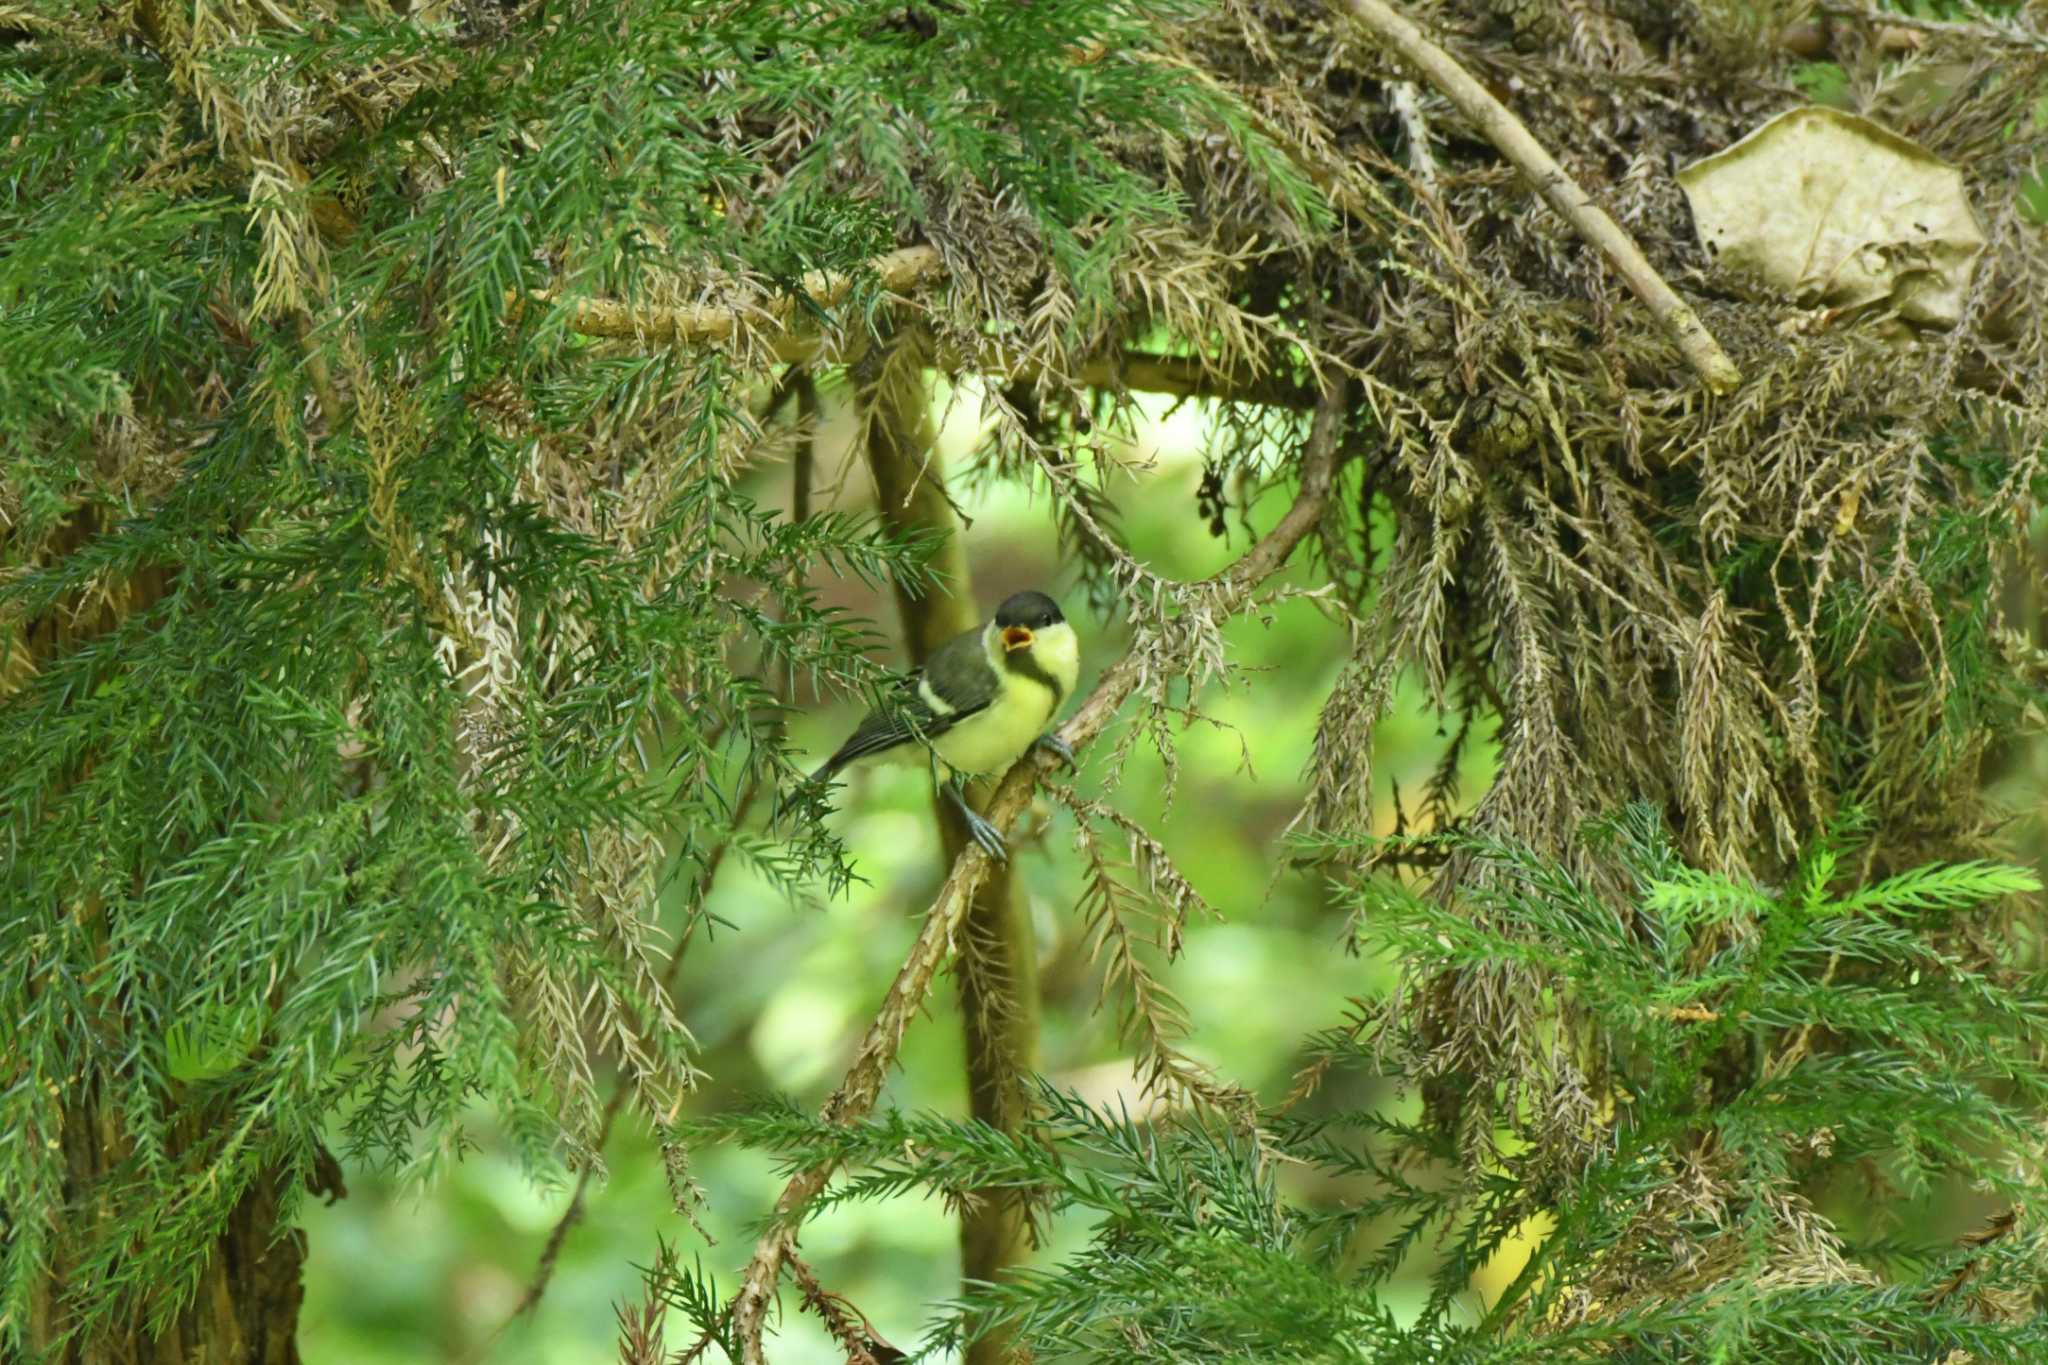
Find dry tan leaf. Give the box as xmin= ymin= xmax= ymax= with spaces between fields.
xmin=1679 ymin=108 xmax=1985 ymax=329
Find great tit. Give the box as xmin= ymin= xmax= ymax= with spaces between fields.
xmin=813 ymin=590 xmax=1080 ymax=859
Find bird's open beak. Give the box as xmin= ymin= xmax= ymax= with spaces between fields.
xmin=1001 ymin=626 xmax=1034 ymax=652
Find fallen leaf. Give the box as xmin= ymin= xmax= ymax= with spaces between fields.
xmin=1680 ymin=108 xmax=1985 ymax=330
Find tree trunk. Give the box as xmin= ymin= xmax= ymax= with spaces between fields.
xmin=863 ymin=342 xmax=1038 ymax=1364
xmin=33 ymin=1149 xmax=309 ymax=1364
xmin=17 ymin=514 xmax=319 ymax=1364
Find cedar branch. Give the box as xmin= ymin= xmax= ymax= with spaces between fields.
xmin=533 ymin=245 xmax=1320 ymax=408
xmin=725 ymin=378 xmax=1349 ymax=1363
xmin=534 ymin=246 xmax=945 ymax=348
xmin=1334 ymin=0 xmax=1742 ymax=394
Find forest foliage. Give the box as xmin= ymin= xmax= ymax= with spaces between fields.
xmin=4 ymin=0 xmax=2048 ymax=1360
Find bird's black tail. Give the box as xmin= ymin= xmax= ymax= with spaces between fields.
xmin=809 ymin=749 xmax=853 ymax=786
xmin=771 ymin=752 xmax=850 ymax=834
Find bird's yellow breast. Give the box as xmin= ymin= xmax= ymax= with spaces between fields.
xmin=929 ymin=690 xmax=1055 ymax=776
xmin=929 ymin=621 xmax=1078 ymax=777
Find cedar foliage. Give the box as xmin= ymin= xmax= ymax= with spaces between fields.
xmin=701 ymin=814 xmax=2048 ymax=1360
xmin=3 ymin=0 xmax=2047 ymax=1359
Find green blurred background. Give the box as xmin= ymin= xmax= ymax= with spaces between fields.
xmin=298 ymin=379 xmax=1502 ymax=1362
xmin=298 ymin=373 xmax=2048 ymax=1362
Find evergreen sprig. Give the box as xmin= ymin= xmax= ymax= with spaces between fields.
xmin=688 ymin=817 xmax=2047 ymax=1361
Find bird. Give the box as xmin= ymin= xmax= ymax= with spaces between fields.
xmin=811 ymin=589 xmax=1080 ymax=860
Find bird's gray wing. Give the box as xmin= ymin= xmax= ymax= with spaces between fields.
xmin=813 ymin=629 xmax=994 ymax=779
xmin=813 ymin=688 xmax=946 ymax=775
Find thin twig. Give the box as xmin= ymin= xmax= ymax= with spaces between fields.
xmin=1817 ymin=2 xmax=2048 ymax=54
xmin=1929 ymin=1208 xmax=2017 ymax=1306
xmin=791 ymin=371 xmax=818 ymax=527
xmin=725 ymin=377 xmax=1350 ymax=1364
xmin=1334 ymin=0 xmax=1742 ymax=394
xmin=756 ymin=362 xmax=812 ymax=425
xmin=783 ymin=370 xmax=820 ymax=698
xmin=1065 ymin=351 xmax=1320 ymax=409
xmin=788 ymin=1253 xmax=904 ymax=1363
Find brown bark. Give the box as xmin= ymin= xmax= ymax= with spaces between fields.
xmin=27 ymin=1069 xmax=318 ymax=1363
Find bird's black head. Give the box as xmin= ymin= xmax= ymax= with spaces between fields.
xmin=994 ymin=590 xmax=1064 ymax=631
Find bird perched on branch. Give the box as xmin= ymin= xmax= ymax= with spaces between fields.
xmin=812 ymin=590 xmax=1079 ymax=860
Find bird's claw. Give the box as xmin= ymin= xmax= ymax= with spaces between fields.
xmin=962 ymin=808 xmax=1008 ymax=861
xmin=1035 ymin=732 xmax=1077 ymax=771
xmin=944 ymin=776 xmax=1009 ymax=862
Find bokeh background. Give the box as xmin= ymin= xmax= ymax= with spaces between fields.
xmin=299 ymin=376 xmax=2048 ymax=1363
xmin=298 ymin=379 xmax=1499 ymax=1362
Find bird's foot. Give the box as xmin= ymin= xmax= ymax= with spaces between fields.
xmin=961 ymin=807 xmax=1008 ymax=861
xmin=1034 ymin=732 xmax=1077 ymax=771
xmin=944 ymin=778 xmax=1008 ymax=861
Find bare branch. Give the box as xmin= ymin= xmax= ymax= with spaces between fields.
xmin=533 ymin=241 xmax=1321 ymax=408
xmin=725 ymin=377 xmax=1349 ymax=1363
xmin=530 ymin=247 xmax=945 ymax=350
xmin=1333 ymin=0 xmax=1742 ymax=394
